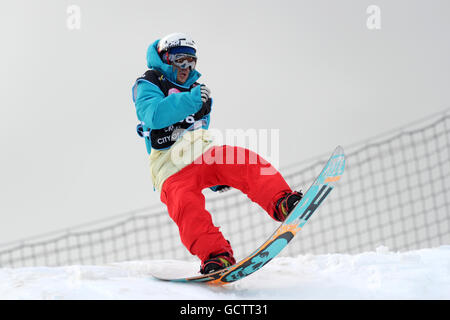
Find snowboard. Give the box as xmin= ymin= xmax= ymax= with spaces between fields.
xmin=151 ymin=146 xmax=346 ymax=285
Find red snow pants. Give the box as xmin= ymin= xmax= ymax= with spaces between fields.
xmin=160 ymin=145 xmax=292 ymax=262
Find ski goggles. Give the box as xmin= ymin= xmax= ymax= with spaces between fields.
xmin=169 ymin=53 xmax=197 ymax=70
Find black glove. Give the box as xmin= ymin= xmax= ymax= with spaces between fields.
xmin=195 ymin=95 xmax=211 ymax=118
xmin=200 ymin=84 xmax=211 ymax=103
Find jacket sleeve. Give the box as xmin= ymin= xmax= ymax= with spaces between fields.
xmin=134 ymin=80 xmax=203 ymax=130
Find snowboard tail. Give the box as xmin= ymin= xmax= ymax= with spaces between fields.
xmin=152 ymin=146 xmax=346 ymax=285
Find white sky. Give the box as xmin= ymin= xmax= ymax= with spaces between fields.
xmin=0 ymin=0 xmax=449 ymax=244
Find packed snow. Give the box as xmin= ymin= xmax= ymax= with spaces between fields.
xmin=1 ymin=246 xmax=449 ymax=300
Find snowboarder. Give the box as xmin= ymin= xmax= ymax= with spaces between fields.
xmin=132 ymin=33 xmax=302 ymax=274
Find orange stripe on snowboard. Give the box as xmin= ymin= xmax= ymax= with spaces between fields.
xmin=325 ymin=176 xmax=341 ymax=183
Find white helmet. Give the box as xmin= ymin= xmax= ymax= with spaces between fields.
xmin=157 ymin=33 xmax=197 ymax=55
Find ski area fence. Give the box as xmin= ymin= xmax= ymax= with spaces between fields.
xmin=1 ymin=110 xmax=449 ymax=267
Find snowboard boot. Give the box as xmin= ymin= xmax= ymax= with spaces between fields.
xmin=200 ymin=252 xmax=236 ymax=275
xmin=273 ymin=190 xmax=303 ymax=222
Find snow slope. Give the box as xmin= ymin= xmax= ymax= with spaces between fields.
xmin=1 ymin=246 xmax=449 ymax=300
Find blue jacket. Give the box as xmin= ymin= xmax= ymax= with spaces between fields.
xmin=132 ymin=40 xmax=211 ymax=154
